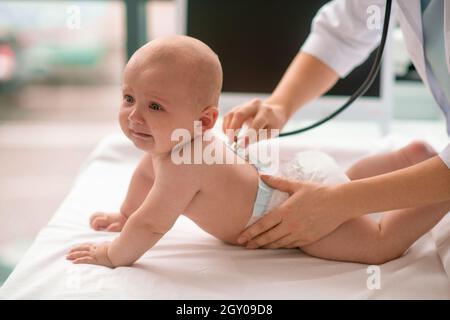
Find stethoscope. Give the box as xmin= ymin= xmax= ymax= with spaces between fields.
xmin=279 ymin=0 xmax=392 ymax=137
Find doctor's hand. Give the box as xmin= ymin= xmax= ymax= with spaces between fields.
xmin=222 ymin=98 xmax=289 ymax=143
xmin=237 ymin=174 xmax=355 ymax=249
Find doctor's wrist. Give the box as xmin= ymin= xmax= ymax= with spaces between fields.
xmin=332 ymin=182 xmax=365 ymax=221
xmin=263 ymin=99 xmax=292 ymax=125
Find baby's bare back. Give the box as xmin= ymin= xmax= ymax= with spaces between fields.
xmin=183 ymin=157 xmax=259 ymax=245
xmin=178 ymin=138 xmax=259 ymax=244
xmin=126 ymin=137 xmax=260 ymax=245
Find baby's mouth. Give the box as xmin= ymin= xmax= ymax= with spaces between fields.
xmin=130 ymin=128 xmax=153 ymax=140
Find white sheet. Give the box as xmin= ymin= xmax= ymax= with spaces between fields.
xmin=1 ymin=132 xmax=450 ymax=299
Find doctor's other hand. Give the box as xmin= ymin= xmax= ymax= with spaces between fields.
xmin=237 ymin=174 xmax=355 ymax=249
xmin=222 ymin=98 xmax=289 ymax=143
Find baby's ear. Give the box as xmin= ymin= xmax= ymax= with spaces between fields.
xmin=198 ymin=106 xmax=219 ymax=131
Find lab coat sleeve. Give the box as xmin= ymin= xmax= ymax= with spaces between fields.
xmin=439 ymin=143 xmax=450 ymax=169
xmin=301 ymin=0 xmax=396 ymax=78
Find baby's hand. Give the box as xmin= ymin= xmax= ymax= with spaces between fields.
xmin=66 ymin=242 xmax=115 ymax=268
xmin=90 ymin=212 xmax=127 ymax=232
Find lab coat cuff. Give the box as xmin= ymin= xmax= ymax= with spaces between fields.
xmin=301 ymin=32 xmax=368 ymax=78
xmin=438 ymin=143 xmax=450 ymax=169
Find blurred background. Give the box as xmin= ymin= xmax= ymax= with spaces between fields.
xmin=0 ymin=0 xmax=447 ymax=285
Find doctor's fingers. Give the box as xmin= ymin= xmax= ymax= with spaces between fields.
xmin=237 ymin=209 xmax=282 ymax=245
xmin=223 ymin=99 xmax=261 ymax=132
xmin=245 ymin=223 xmax=290 ymax=249
xmin=259 ymin=174 xmax=299 ymax=195
xmin=250 ymin=103 xmax=283 ymax=130
xmin=249 ymin=103 xmax=272 ymax=128
xmin=263 ymin=234 xmax=298 ymax=249
xmin=249 ymin=114 xmax=269 ymax=141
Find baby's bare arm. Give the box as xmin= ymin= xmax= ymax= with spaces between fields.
xmin=70 ymin=158 xmax=201 ymax=267
xmin=106 ymin=159 xmax=201 ymax=267
xmin=120 ymin=154 xmax=155 ymax=217
xmin=90 ymin=154 xmax=154 ymax=231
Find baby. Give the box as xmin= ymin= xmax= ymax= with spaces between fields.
xmin=67 ymin=35 xmax=450 ymax=267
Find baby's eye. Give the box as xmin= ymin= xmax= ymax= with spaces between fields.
xmin=123 ymin=95 xmax=134 ymax=104
xmin=149 ymin=102 xmax=162 ymax=111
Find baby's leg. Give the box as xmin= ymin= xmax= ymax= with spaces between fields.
xmin=346 ymin=141 xmax=436 ymax=180
xmin=301 ymin=201 xmax=450 ymax=264
xmin=90 ymin=154 xmax=154 ymax=232
xmin=301 ymin=141 xmax=446 ymax=264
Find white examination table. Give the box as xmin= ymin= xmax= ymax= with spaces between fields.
xmin=1 ymin=132 xmax=450 ymax=299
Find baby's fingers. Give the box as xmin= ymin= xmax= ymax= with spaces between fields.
xmin=106 ymin=222 xmax=122 ymax=232
xmin=66 ymin=251 xmax=90 ymax=261
xmin=69 ymin=244 xmax=93 ymax=253
xmin=89 ymin=212 xmax=105 ymax=224
xmin=73 ymin=257 xmax=96 ymax=265
xmin=91 ymin=216 xmax=109 ymax=230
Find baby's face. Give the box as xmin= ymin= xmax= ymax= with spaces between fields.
xmin=119 ymin=60 xmax=201 ymax=155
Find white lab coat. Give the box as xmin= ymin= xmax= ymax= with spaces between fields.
xmin=301 ymin=0 xmax=450 ymax=168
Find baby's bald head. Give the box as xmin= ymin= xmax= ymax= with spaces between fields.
xmin=125 ymin=35 xmax=223 ymax=112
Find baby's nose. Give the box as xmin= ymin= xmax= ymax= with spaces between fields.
xmin=128 ymin=108 xmax=144 ymax=124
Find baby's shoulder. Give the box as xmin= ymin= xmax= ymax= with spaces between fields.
xmin=155 ymin=152 xmax=209 ymax=189
xmin=161 ymin=148 xmax=236 ymax=189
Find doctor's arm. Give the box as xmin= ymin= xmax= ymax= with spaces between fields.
xmin=222 ymin=48 xmax=339 ymax=137
xmin=238 ymin=155 xmax=450 ymax=249
xmin=223 ymin=0 xmax=390 ymax=137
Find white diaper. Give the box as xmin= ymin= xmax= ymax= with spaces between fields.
xmin=247 ymin=150 xmax=350 ymax=226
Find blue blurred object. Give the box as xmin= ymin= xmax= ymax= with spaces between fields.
xmin=0 ymin=259 xmax=13 ymax=286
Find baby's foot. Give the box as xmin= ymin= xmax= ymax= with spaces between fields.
xmin=90 ymin=212 xmax=127 ymax=232
xmin=399 ymin=141 xmax=437 ymax=167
